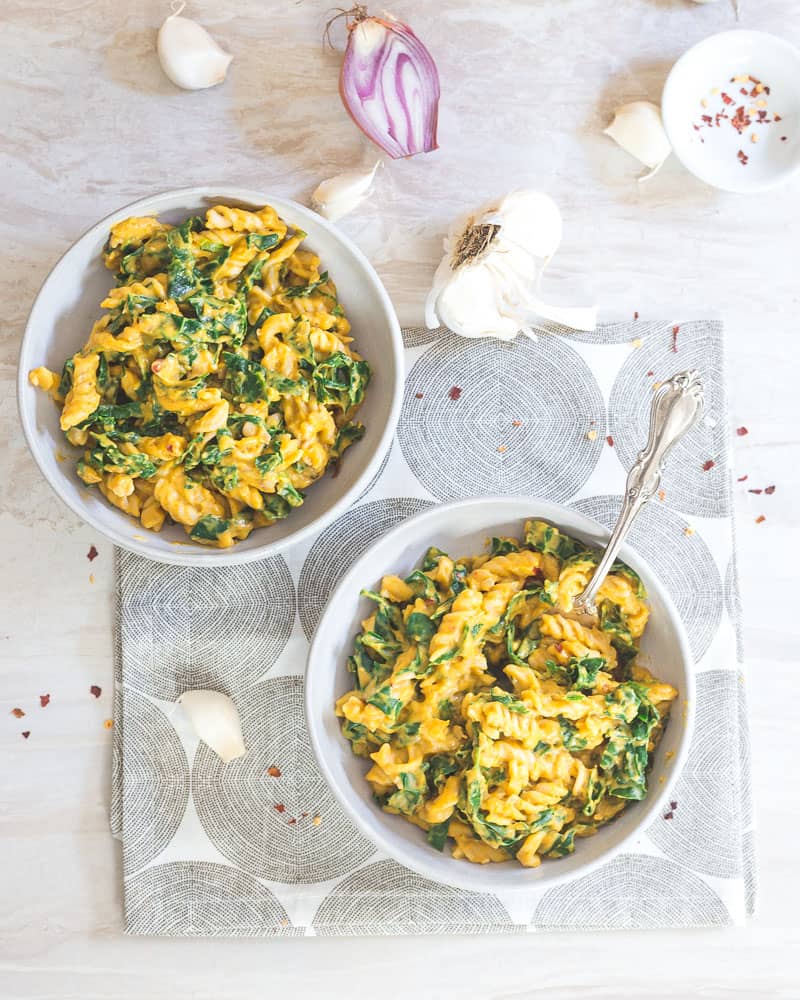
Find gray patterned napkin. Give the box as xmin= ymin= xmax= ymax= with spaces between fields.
xmin=113 ymin=320 xmax=755 ymax=935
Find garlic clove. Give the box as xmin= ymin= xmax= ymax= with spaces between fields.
xmin=177 ymin=689 xmax=246 ymax=763
xmin=311 ymin=161 xmax=381 ymax=222
xmin=157 ymin=3 xmax=232 ymax=91
xmin=483 ymin=190 xmax=563 ymax=261
xmin=604 ymin=101 xmax=672 ymax=181
xmin=434 ymin=262 xmax=521 ymax=340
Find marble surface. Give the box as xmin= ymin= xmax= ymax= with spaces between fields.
xmin=1 ymin=0 xmax=798 ymax=996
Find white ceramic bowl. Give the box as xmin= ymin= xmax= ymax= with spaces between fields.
xmin=306 ymin=497 xmax=694 ymax=892
xmin=18 ymin=186 xmax=403 ymax=565
xmin=662 ymin=29 xmax=800 ymax=193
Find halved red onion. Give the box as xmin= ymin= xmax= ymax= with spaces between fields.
xmin=339 ymin=12 xmax=440 ymax=159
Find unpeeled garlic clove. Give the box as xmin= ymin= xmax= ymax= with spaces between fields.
xmin=177 ymin=689 xmax=246 ymax=763
xmin=604 ymin=101 xmax=672 ymax=181
xmin=311 ymin=162 xmax=381 ymax=222
xmin=157 ymin=2 xmax=232 ymax=91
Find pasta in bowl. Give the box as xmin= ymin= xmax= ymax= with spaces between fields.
xmin=306 ymin=498 xmax=694 ymax=891
xmin=19 ymin=188 xmax=402 ymax=564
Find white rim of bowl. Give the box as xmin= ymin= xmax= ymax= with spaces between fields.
xmin=662 ymin=29 xmax=800 ymax=194
xmin=305 ymin=496 xmax=696 ymax=892
xmin=17 ymin=185 xmax=404 ymax=566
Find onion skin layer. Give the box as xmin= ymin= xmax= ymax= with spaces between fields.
xmin=339 ymin=14 xmax=440 ymax=160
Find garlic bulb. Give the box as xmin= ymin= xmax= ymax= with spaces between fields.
xmin=604 ymin=101 xmax=672 ymax=181
xmin=425 ymin=190 xmax=596 ymax=341
xmin=177 ymin=689 xmax=246 ymax=763
xmin=311 ymin=162 xmax=381 ymax=222
xmin=157 ymin=2 xmax=232 ymax=91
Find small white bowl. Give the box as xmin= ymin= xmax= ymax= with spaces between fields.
xmin=18 ymin=187 xmax=403 ymax=566
xmin=306 ymin=497 xmax=694 ymax=892
xmin=662 ymin=29 xmax=800 ymax=193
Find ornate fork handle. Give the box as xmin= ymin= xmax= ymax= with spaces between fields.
xmin=572 ymin=370 xmax=706 ymax=616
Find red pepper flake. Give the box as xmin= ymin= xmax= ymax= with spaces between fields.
xmin=748 ymin=488 xmax=763 ymax=495
xmin=633 ymin=311 xmax=639 ymax=320
xmin=606 ymin=435 xmax=614 ymax=447
xmin=671 ymin=325 xmax=679 ymax=353
xmin=39 ymin=694 xmax=50 ymax=708
xmin=663 ymin=810 xmax=674 ymax=821
xmin=775 ymin=113 xmax=782 ymax=122
xmin=87 ymin=544 xmax=98 ymax=562
xmin=646 ymin=370 xmax=654 ymax=377
xmin=670 ymin=800 xmax=678 ymax=810
xmin=755 ymin=515 xmax=766 ymax=524
xmin=267 ymin=766 xmax=281 ymax=778
xmin=739 ymin=87 xmax=748 ymax=96
xmin=274 ymin=803 xmax=286 ymax=813
xmin=554 ymin=643 xmax=564 ymax=654
xmin=11 ymin=707 xmax=25 ymax=718
xmin=765 ymin=485 xmax=776 ymax=495
xmin=448 ymin=386 xmax=462 ymax=401
xmin=721 ymin=92 xmax=734 ymax=105
xmin=702 ymin=459 xmax=715 ymax=472
xmin=511 ymin=420 xmax=522 ymax=427
xmin=781 ymin=136 xmax=788 ymax=142
xmin=737 ymin=474 xmax=748 ymax=482
xmin=657 ymin=489 xmax=666 ymax=501
xmin=414 ymin=392 xmax=423 ymax=400
xmin=301 ymin=812 xmax=309 ymax=817
xmin=287 ymin=818 xmax=297 ymax=825
xmin=736 ymin=426 xmax=749 ymax=436
xmin=21 ymin=731 xmax=30 ymax=739
xmin=90 ymin=685 xmax=102 ymax=698
xmin=737 ymin=149 xmax=749 ymax=166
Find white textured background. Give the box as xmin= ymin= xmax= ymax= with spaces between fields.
xmin=0 ymin=0 xmax=797 ymax=997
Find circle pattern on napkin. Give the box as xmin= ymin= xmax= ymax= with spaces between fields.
xmin=298 ymin=496 xmax=433 ymax=640
xmin=124 ymin=861 xmax=299 ymax=936
xmin=725 ymin=557 xmax=745 ymax=662
xmin=118 ymin=551 xmax=295 ymax=700
xmin=312 ymin=859 xmax=514 ymax=935
xmin=608 ymin=320 xmax=730 ymax=518
xmin=570 ymin=494 xmax=722 ymax=662
xmin=533 ymin=853 xmax=729 ymax=928
xmin=403 ymin=325 xmax=444 ymax=349
xmin=648 ymin=671 xmax=742 ymax=878
xmin=545 ymin=319 xmax=670 ymax=345
xmin=397 ymin=332 xmax=606 ymax=502
xmin=120 ymin=689 xmax=190 ymax=874
xmin=192 ymin=676 xmax=375 ymax=883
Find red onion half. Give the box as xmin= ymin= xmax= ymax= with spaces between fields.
xmin=338 ymin=9 xmax=440 ymax=159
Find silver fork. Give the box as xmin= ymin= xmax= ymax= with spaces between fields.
xmin=570 ymin=369 xmax=706 ymax=621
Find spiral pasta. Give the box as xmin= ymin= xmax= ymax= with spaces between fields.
xmin=28 ymin=204 xmax=370 ymax=547
xmin=337 ymin=520 xmax=677 ymax=868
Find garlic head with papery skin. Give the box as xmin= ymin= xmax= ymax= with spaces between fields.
xmin=604 ymin=101 xmax=672 ymax=180
xmin=177 ymin=689 xmax=246 ymax=763
xmin=157 ymin=2 xmax=232 ymax=91
xmin=425 ymin=189 xmax=596 ymax=341
xmin=311 ymin=162 xmax=381 ymax=222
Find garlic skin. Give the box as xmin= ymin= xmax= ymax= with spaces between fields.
xmin=604 ymin=101 xmax=672 ymax=181
xmin=425 ymin=190 xmax=596 ymax=341
xmin=157 ymin=3 xmax=232 ymax=91
xmin=311 ymin=162 xmax=380 ymax=222
xmin=177 ymin=690 xmax=246 ymax=763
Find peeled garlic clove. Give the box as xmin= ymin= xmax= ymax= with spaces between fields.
xmin=177 ymin=689 xmax=246 ymax=763
xmin=311 ymin=162 xmax=380 ymax=222
xmin=157 ymin=3 xmax=232 ymax=91
xmin=604 ymin=101 xmax=672 ymax=180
